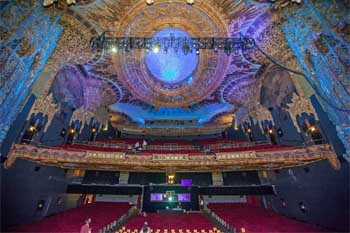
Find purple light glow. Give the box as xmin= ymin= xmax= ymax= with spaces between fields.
xmin=181 ymin=179 xmax=192 ymax=186
xmin=178 ymin=193 xmax=191 ymax=202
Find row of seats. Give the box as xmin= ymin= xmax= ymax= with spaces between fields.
xmin=9 ymin=202 xmax=131 ymax=232
xmin=123 ymin=213 xmax=215 ymax=231
xmin=117 ymin=228 xmax=221 ymax=233
xmin=212 ymin=145 xmax=291 ymax=153
xmin=58 ymin=144 xmax=127 ymax=152
xmin=207 ymin=203 xmax=327 ymax=232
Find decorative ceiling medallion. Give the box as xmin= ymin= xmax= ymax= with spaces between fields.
xmin=144 ymin=28 xmax=198 ymax=86
xmin=111 ymin=1 xmax=229 ymax=107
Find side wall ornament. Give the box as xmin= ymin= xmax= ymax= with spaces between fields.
xmin=286 ymin=93 xmax=318 ymax=132
xmin=27 ymin=93 xmax=59 ymax=131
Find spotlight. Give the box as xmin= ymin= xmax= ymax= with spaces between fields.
xmin=186 ymin=0 xmax=195 ymax=5
xmin=195 ymin=48 xmax=200 ymax=55
xmin=69 ymin=128 xmax=76 ymax=134
xmin=146 ymin=0 xmax=154 ymax=5
xmin=91 ymin=127 xmax=97 ymax=133
xmin=268 ymin=129 xmax=273 ymax=134
xmin=246 ymin=128 xmax=252 ymax=134
xmin=168 ymin=196 xmax=173 ymax=201
xmin=152 ymin=44 xmax=160 ymax=53
xmin=109 ymin=46 xmax=118 ymax=53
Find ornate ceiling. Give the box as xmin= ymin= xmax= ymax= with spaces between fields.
xmin=48 ymin=0 xmax=303 ymax=132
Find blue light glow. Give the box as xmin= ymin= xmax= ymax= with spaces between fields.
xmin=145 ymin=28 xmax=198 ymax=83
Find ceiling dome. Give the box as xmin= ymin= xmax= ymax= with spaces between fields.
xmin=110 ymin=0 xmax=229 ymax=107
xmin=145 ymin=28 xmax=198 ymax=84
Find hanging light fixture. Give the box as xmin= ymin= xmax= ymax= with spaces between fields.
xmin=92 ymin=31 xmax=256 ymax=55
xmin=146 ymin=0 xmax=154 ymax=5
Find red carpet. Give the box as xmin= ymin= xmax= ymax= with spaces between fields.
xmin=9 ymin=202 xmax=131 ymax=232
xmin=208 ymin=203 xmax=327 ymax=233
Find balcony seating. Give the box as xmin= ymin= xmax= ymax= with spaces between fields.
xmin=58 ymin=144 xmax=127 ymax=152
xmin=122 ymin=213 xmax=216 ymax=232
xmin=207 ymin=203 xmax=327 ymax=232
xmin=150 ymin=140 xmax=194 ymax=145
xmin=212 ymin=144 xmax=291 ymax=153
xmin=9 ymin=202 xmax=131 ymax=232
xmin=55 ymin=143 xmax=291 ymax=156
xmin=141 ymin=149 xmax=201 ymax=154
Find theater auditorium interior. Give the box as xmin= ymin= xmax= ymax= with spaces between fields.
xmin=0 ymin=0 xmax=349 ymax=232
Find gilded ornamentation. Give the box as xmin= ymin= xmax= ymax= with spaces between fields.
xmin=70 ymin=107 xmax=95 ymax=125
xmin=250 ymin=104 xmax=274 ymax=126
xmin=287 ymin=93 xmax=318 ymax=131
xmin=6 ymin=144 xmax=338 ymax=172
xmin=110 ymin=1 xmax=229 ymax=107
xmin=27 ymin=93 xmax=59 ymax=131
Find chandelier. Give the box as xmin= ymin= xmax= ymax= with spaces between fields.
xmin=90 ymin=31 xmax=255 ymax=56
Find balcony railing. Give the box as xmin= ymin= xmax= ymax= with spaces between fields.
xmin=6 ymin=143 xmax=339 ymax=172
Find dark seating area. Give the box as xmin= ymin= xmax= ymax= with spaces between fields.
xmin=128 ymin=172 xmax=166 ymax=185
xmin=122 ymin=213 xmax=217 ymax=232
xmin=82 ymin=170 xmax=120 ymax=185
xmin=8 ymin=202 xmax=131 ymax=233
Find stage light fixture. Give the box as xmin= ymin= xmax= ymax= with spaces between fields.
xmin=152 ymin=42 xmax=160 ymax=53
xmin=109 ymin=46 xmax=118 ymax=53
xmin=186 ymin=0 xmax=195 ymax=5
xmin=91 ymin=127 xmax=97 ymax=133
xmin=91 ymin=32 xmax=255 ymax=55
xmin=246 ymin=128 xmax=252 ymax=134
xmin=268 ymin=129 xmax=273 ymax=134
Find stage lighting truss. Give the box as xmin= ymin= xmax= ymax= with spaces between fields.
xmin=90 ymin=32 xmax=256 ymax=55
